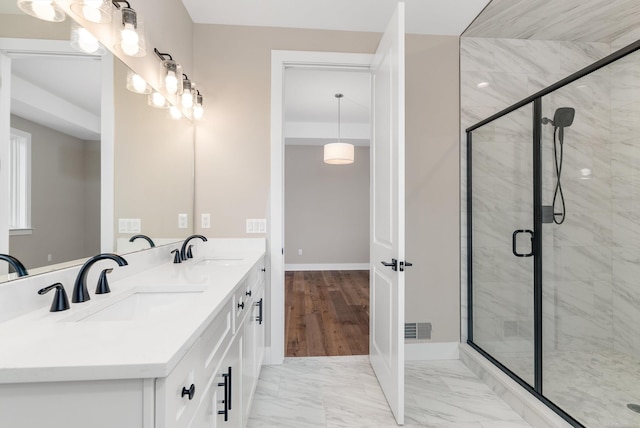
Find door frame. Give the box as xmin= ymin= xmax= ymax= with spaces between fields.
xmin=267 ymin=50 xmax=373 ymax=364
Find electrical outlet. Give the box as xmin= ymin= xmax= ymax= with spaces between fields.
xmin=178 ymin=213 xmax=188 ymax=229
xmin=201 ymin=213 xmax=211 ymax=228
xmin=298 ymin=249 xmax=303 ymax=256
xmin=47 ymin=254 xmax=52 ymax=262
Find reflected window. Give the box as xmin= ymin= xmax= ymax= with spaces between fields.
xmin=9 ymin=128 xmax=31 ymax=231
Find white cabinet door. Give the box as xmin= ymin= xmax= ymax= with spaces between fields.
xmin=369 ymin=2 xmax=406 ymax=425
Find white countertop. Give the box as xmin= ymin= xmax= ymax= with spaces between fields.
xmin=0 ymin=244 xmax=265 ymax=384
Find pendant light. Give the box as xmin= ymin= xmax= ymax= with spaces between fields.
xmin=16 ymin=0 xmax=65 ymax=22
xmin=70 ymin=0 xmax=112 ymax=23
xmin=324 ymin=93 xmax=354 ymax=165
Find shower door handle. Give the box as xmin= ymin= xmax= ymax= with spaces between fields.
xmin=512 ymin=230 xmax=534 ymax=257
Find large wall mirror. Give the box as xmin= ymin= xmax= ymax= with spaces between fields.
xmin=0 ymin=7 xmax=195 ymax=282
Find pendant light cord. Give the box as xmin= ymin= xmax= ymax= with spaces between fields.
xmin=336 ymin=93 xmax=343 ymax=141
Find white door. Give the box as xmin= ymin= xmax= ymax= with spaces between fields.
xmin=369 ymin=2 xmax=405 ymax=425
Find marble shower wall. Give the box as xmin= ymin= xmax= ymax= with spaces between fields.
xmin=460 ymin=37 xmax=612 ymax=351
xmin=609 ymin=49 xmax=640 ymax=358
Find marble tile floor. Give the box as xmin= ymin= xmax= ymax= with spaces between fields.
xmin=490 ymin=349 xmax=640 ymax=428
xmin=247 ymin=356 xmax=533 ymax=428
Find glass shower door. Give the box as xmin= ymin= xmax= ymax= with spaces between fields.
xmin=469 ymin=103 xmax=536 ymax=386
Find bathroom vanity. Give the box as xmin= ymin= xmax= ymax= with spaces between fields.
xmin=0 ymin=239 xmax=266 ymax=428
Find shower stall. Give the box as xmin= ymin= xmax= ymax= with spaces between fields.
xmin=467 ymin=39 xmax=640 ymax=428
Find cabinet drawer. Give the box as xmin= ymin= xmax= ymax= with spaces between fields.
xmin=200 ymin=303 xmax=232 ymax=380
xmin=233 ymin=280 xmax=251 ymax=330
xmin=156 ymin=339 xmax=202 ymax=428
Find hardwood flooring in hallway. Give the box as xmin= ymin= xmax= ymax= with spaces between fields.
xmin=285 ymin=270 xmax=369 ymax=357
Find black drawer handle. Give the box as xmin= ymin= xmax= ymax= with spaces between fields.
xmin=245 ymin=290 xmax=252 ymax=296
xmin=217 ymin=373 xmax=228 ymax=421
xmin=237 ymin=301 xmax=245 ymax=309
xmin=181 ymin=384 xmax=195 ymax=400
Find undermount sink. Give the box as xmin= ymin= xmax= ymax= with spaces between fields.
xmin=79 ymin=290 xmax=203 ymax=322
xmin=197 ymin=258 xmax=245 ymax=267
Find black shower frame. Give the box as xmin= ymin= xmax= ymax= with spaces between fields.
xmin=466 ymin=38 xmax=640 ymax=428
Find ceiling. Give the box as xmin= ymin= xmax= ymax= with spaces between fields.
xmin=181 ymin=0 xmax=490 ymax=35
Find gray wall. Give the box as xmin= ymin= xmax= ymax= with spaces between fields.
xmin=284 ymin=145 xmax=369 ymax=265
xmin=9 ymin=115 xmax=100 ymax=270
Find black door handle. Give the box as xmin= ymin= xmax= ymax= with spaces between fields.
xmin=217 ymin=373 xmax=228 ymax=421
xmin=399 ymin=261 xmax=412 ymax=272
xmin=256 ymin=298 xmax=263 ymax=325
xmin=512 ymin=230 xmax=534 ymax=257
xmin=381 ymin=259 xmax=398 ymax=271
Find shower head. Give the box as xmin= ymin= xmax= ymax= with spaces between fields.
xmin=541 ymin=107 xmax=575 ymax=127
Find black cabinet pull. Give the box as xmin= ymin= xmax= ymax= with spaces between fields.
xmin=217 ymin=373 xmax=228 ymax=421
xmin=181 ymin=384 xmax=195 ymax=400
xmin=245 ymin=290 xmax=252 ymax=296
xmin=261 ymin=267 xmax=266 ymax=272
xmin=237 ymin=301 xmax=244 ymax=309
xmin=227 ymin=366 xmax=233 ymax=410
xmin=256 ymin=298 xmax=263 ymax=325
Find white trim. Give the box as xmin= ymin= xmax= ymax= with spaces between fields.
xmin=9 ymin=228 xmax=33 ymax=236
xmin=0 ymin=51 xmax=12 ymax=275
xmin=285 ymin=263 xmax=370 ymax=271
xmin=100 ymin=52 xmax=114 ymax=253
xmin=405 ymin=342 xmax=459 ymax=361
xmin=269 ymin=50 xmax=373 ymax=366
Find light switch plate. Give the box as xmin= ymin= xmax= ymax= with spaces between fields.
xmin=178 ymin=213 xmax=188 ymax=229
xmin=246 ymin=219 xmax=266 ymax=234
xmin=118 ymin=218 xmax=141 ymax=233
xmin=201 ymin=213 xmax=211 ymax=228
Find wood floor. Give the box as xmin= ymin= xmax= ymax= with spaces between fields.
xmin=285 ymin=270 xmax=369 ymax=357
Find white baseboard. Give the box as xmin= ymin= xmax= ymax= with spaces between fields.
xmin=285 ymin=263 xmax=370 ymax=271
xmin=405 ymin=341 xmax=459 ymax=361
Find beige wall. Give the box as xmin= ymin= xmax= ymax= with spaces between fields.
xmin=0 ymin=14 xmax=69 ymax=40
xmin=9 ymin=115 xmax=100 ymax=270
xmin=113 ymin=59 xmax=194 ymax=245
xmin=193 ymin=25 xmax=461 ymax=343
xmin=284 ymin=145 xmax=369 ymax=265
xmin=404 ymin=34 xmax=460 ymax=341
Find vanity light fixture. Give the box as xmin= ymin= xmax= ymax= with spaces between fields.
xmin=16 ymin=0 xmax=66 ymax=22
xmin=112 ymin=1 xmax=146 ymax=57
xmin=70 ymin=0 xmax=112 ymax=23
xmin=148 ymin=91 xmax=169 ymax=109
xmin=154 ymin=48 xmax=182 ymax=96
xmin=169 ymin=105 xmax=182 ymax=120
xmin=193 ymin=91 xmax=204 ymax=120
xmin=181 ymin=74 xmax=195 ymax=109
xmin=126 ymin=70 xmax=151 ymax=94
xmin=324 ymin=93 xmax=354 ymax=165
xmin=70 ymin=22 xmax=105 ymax=54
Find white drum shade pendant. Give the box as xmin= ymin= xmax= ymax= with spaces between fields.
xmin=324 ymin=93 xmax=354 ymax=165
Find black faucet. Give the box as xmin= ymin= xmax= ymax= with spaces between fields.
xmin=180 ymin=235 xmax=207 ymax=261
xmin=0 ymin=254 xmax=28 ymax=277
xmin=129 ymin=234 xmax=155 ymax=248
xmin=72 ymin=253 xmax=128 ymax=303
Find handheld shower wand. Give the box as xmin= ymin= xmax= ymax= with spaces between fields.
xmin=542 ymin=107 xmax=575 ymax=225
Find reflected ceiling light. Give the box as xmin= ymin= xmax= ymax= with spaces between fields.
xmin=16 ymin=0 xmax=65 ymax=22
xmin=181 ymin=75 xmax=194 ymax=109
xmin=476 ymin=81 xmax=490 ymax=88
xmin=148 ymin=91 xmax=169 ymax=108
xmin=169 ymin=105 xmax=182 ymax=120
xmin=193 ymin=91 xmax=204 ymax=120
xmin=154 ymin=48 xmax=182 ymax=96
xmin=324 ymin=93 xmax=354 ymax=165
xmin=112 ymin=1 xmax=146 ymax=57
xmin=70 ymin=23 xmax=105 ymax=55
xmin=70 ymin=0 xmax=112 ymax=23
xmin=126 ymin=70 xmax=151 ymax=94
